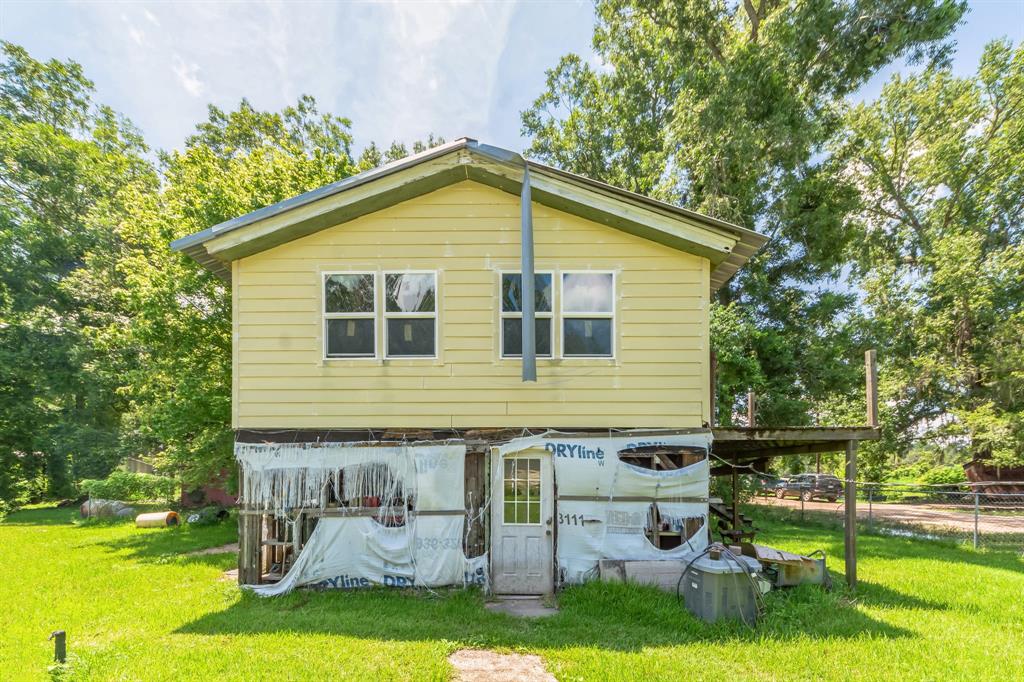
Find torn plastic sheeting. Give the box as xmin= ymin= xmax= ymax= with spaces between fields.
xmin=234 ymin=442 xmax=463 ymax=515
xmin=556 ymin=500 xmax=708 ymax=584
xmin=248 ymin=514 xmax=471 ymax=596
xmin=237 ymin=442 xmax=474 ymax=596
xmin=497 ymin=431 xmax=712 ymax=585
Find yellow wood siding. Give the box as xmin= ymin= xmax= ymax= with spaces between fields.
xmin=234 ymin=181 xmax=710 ymax=429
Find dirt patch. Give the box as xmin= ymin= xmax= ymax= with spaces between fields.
xmin=754 ymin=497 xmax=1024 ymax=533
xmin=448 ymin=649 xmax=555 ymax=682
xmin=187 ymin=542 xmax=238 ymax=556
xmin=221 ymin=568 xmax=239 ymax=583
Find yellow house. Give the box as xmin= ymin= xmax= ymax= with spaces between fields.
xmin=173 ymin=138 xmax=775 ymax=594
xmin=175 ymin=138 xmax=765 ymax=432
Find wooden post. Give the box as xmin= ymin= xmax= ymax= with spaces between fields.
xmin=844 ymin=440 xmax=858 ymax=588
xmin=865 ymin=349 xmax=878 ymax=428
xmin=746 ymin=391 xmax=756 ymax=427
xmin=709 ymin=350 xmax=718 ymax=427
xmin=731 ymin=455 xmax=740 ymax=531
xmin=238 ymin=510 xmax=261 ymax=585
xmin=237 ymin=467 xmax=261 ymax=585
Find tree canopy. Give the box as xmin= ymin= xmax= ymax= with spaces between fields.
xmin=1 ymin=9 xmax=1022 ymax=506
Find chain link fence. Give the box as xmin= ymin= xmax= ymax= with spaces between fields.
xmin=747 ymin=477 xmax=1024 ymax=552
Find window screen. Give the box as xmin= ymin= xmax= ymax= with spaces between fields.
xmin=384 ymin=272 xmax=436 ymax=357
xmin=561 ymin=272 xmax=614 ymax=357
xmin=324 ymin=273 xmax=376 ymax=357
xmin=500 ymin=273 xmax=553 ymax=358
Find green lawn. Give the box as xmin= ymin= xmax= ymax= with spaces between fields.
xmin=2 ymin=507 xmax=1022 ymax=681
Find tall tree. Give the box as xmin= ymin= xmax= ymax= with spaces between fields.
xmin=96 ymin=96 xmax=358 ymax=487
xmin=0 ymin=43 xmax=154 ymax=501
xmin=523 ymin=1 xmax=965 ymax=426
xmin=838 ymin=40 xmax=1024 ymax=469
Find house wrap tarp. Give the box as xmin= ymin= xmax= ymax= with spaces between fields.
xmin=497 ymin=430 xmax=712 ymax=584
xmin=235 ymin=442 xmax=483 ymax=595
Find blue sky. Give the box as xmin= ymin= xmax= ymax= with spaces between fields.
xmin=1 ymin=1 xmax=1021 ymax=156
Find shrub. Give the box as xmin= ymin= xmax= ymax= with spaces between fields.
xmin=79 ymin=471 xmax=177 ymax=502
xmin=919 ymin=465 xmax=968 ymax=486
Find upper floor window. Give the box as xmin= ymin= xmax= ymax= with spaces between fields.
xmin=384 ymin=272 xmax=437 ymax=358
xmin=500 ymin=273 xmax=553 ymax=358
xmin=324 ymin=273 xmax=376 ymax=358
xmin=561 ymin=272 xmax=614 ymax=357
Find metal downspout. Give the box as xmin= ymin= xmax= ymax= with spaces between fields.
xmin=520 ymin=162 xmax=537 ymax=382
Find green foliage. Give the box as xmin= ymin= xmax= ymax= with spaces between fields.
xmin=523 ymin=0 xmax=965 ymax=428
xmin=79 ymin=470 xmax=176 ymax=502
xmin=838 ymin=40 xmax=1024 ymax=467
xmin=3 ymin=505 xmax=1023 ymax=678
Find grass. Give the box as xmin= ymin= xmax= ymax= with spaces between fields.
xmin=2 ymin=507 xmax=1022 ymax=681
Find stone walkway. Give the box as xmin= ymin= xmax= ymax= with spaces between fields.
xmin=448 ymin=649 xmax=555 ymax=682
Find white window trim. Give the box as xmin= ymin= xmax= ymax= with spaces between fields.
xmin=559 ymin=270 xmax=616 ymax=359
xmin=322 ymin=271 xmax=378 ymax=360
xmin=501 ymin=456 xmax=544 ymax=526
xmin=498 ymin=270 xmax=554 ymax=359
xmin=382 ymin=270 xmax=439 ymax=360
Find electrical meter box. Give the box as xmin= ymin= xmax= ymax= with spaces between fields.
xmin=682 ymin=552 xmax=761 ymax=624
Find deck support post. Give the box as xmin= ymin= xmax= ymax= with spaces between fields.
xmin=844 ymin=439 xmax=858 ymax=588
xmin=731 ymin=455 xmax=740 ymax=531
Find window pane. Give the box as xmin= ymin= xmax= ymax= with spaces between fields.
xmin=326 ymin=318 xmax=375 ymax=356
xmin=502 ymin=273 xmax=552 ymax=313
xmin=562 ymin=272 xmax=613 ymax=312
xmin=504 ymin=458 xmax=514 ymax=481
xmin=386 ymin=318 xmax=435 ymax=356
xmin=502 ymin=318 xmax=551 ymax=357
xmin=563 ymin=318 xmax=613 ymax=356
xmin=516 ymin=502 xmax=528 ymax=523
xmin=385 ymin=273 xmax=435 ymax=312
xmin=527 ymin=503 xmax=540 ymax=524
xmin=504 ymin=501 xmax=515 ymax=522
xmin=325 ymin=274 xmax=375 ymax=313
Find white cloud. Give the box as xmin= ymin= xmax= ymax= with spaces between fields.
xmin=1 ymin=0 xmax=596 ymax=154
xmin=171 ymin=54 xmax=204 ymax=98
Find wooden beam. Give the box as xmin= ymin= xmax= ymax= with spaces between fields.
xmin=712 ymin=427 xmax=880 ymax=442
xmin=845 ymin=440 xmax=858 ymax=588
xmin=866 ymin=349 xmax=879 ymax=428
xmin=717 ymin=441 xmax=858 ymax=459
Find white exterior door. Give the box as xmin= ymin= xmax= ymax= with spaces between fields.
xmin=490 ymin=449 xmax=554 ymax=595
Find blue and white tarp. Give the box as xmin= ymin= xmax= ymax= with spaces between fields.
xmin=234 ymin=442 xmax=483 ymax=595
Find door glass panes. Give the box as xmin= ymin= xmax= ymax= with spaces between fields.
xmin=502 ymin=457 xmax=542 ymax=525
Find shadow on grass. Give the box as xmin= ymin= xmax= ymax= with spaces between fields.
xmin=91 ymin=521 xmax=238 ymax=561
xmin=175 ymin=578 xmax=914 ymax=652
xmin=1 ymin=507 xmax=81 ymax=526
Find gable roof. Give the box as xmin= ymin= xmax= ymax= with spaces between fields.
xmin=171 ymin=137 xmax=767 ymax=291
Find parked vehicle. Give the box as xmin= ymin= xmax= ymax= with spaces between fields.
xmin=775 ymin=473 xmax=844 ymax=502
